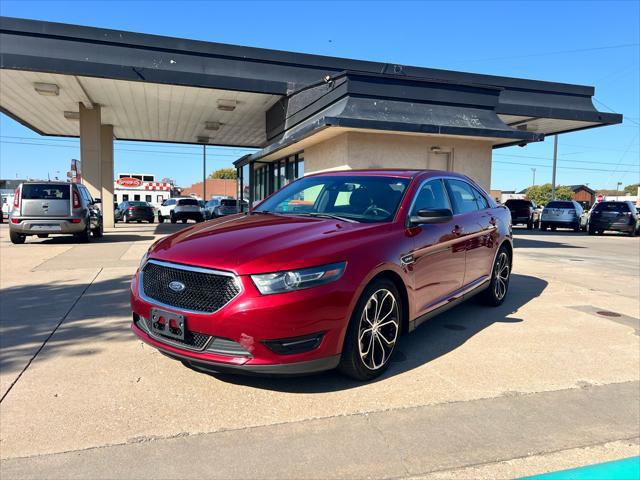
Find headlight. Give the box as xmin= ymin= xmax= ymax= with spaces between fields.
xmin=251 ymin=262 xmax=346 ymax=295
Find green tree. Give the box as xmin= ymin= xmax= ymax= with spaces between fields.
xmin=209 ymin=168 xmax=237 ymax=180
xmin=624 ymin=183 xmax=639 ymax=195
xmin=525 ymin=183 xmax=573 ymax=206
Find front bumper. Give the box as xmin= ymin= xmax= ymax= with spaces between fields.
xmin=130 ymin=267 xmax=354 ymax=375
xmin=9 ymin=217 xmax=87 ymax=234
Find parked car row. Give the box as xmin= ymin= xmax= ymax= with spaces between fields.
xmin=505 ymin=198 xmax=639 ymax=236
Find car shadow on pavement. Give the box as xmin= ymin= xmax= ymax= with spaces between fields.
xmin=513 ymin=237 xmax=585 ymax=249
xmin=30 ymin=234 xmax=156 ymax=244
xmin=0 ymin=275 xmax=135 ymax=376
xmin=204 ymin=273 xmax=548 ymax=392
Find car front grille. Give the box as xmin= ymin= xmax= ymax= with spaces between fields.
xmin=141 ymin=260 xmax=240 ymax=313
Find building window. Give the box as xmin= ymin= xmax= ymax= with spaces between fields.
xmin=157 ymin=195 xmax=163 ymax=204
xmin=134 ymin=194 xmax=140 ymax=201
xmin=143 ymin=175 xmax=154 ymax=182
xmin=123 ymin=194 xmax=129 ymax=201
xmin=145 ymin=195 xmax=152 ymax=202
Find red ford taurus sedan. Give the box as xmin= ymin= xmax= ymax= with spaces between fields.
xmin=131 ymin=170 xmax=512 ymax=380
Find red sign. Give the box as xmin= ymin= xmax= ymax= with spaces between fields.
xmin=596 ymin=194 xmax=604 ymax=203
xmin=116 ymin=177 xmax=142 ymax=188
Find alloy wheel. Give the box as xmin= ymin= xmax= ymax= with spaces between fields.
xmin=494 ymin=252 xmax=510 ymax=300
xmin=358 ymin=288 xmax=399 ymax=370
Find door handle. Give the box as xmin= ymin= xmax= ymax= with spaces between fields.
xmin=452 ymin=225 xmax=463 ymax=236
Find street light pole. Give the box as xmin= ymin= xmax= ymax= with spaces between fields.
xmin=531 ymin=168 xmax=536 ymax=187
xmin=616 ymin=182 xmax=622 ymax=198
xmin=203 ymin=145 xmax=207 ymax=200
xmin=551 ymin=135 xmax=558 ymax=200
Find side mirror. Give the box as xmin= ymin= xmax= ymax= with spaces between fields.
xmin=93 ymin=198 xmax=102 ymax=204
xmin=409 ymin=208 xmax=453 ymax=225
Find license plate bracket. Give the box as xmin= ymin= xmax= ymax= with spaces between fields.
xmin=150 ymin=308 xmax=186 ymax=341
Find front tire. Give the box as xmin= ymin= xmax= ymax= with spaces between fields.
xmin=158 ymin=214 xmax=164 ymax=223
xmin=540 ymin=222 xmax=547 ymax=231
xmin=526 ymin=220 xmax=533 ymax=230
xmin=10 ymin=230 xmax=26 ymax=244
xmin=170 ymin=213 xmax=177 ymax=224
xmin=478 ymin=246 xmax=511 ymax=307
xmin=338 ymin=279 xmax=402 ymax=381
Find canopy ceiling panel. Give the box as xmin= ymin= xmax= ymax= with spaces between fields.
xmin=0 ymin=69 xmax=280 ymax=146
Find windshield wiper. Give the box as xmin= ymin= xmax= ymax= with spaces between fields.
xmin=292 ymin=212 xmax=358 ymax=223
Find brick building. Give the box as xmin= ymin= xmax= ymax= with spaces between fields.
xmin=181 ymin=178 xmax=236 ymax=199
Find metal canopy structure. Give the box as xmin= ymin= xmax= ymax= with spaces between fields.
xmin=0 ymin=16 xmax=622 ymax=150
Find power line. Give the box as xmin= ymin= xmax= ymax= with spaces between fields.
xmin=458 ymin=42 xmax=639 ymax=63
xmin=492 ymin=160 xmax=638 ymax=174
xmin=0 ymin=140 xmax=251 ymax=158
xmin=494 ymin=152 xmax=639 ymax=168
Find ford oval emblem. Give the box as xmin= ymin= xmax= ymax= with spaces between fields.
xmin=168 ymin=281 xmax=186 ymax=293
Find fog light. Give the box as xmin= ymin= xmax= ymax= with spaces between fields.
xmin=262 ymin=332 xmax=325 ymax=355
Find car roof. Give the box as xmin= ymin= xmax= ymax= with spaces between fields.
xmin=21 ymin=181 xmax=72 ymax=185
xmin=304 ymin=169 xmax=469 ymax=180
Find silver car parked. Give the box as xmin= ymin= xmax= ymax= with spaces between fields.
xmin=9 ymin=182 xmax=103 ymax=244
xmin=539 ymin=200 xmax=583 ymax=232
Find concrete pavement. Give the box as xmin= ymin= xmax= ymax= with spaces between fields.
xmin=0 ymin=224 xmax=638 ymax=478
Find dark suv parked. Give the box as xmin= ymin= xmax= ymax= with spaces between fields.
xmin=588 ymin=201 xmax=639 ymax=236
xmin=504 ymin=199 xmax=538 ymax=229
xmin=115 ymin=201 xmax=155 ymax=223
xmin=9 ymin=182 xmax=103 ymax=244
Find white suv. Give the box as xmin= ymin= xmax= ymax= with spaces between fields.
xmin=158 ymin=197 xmax=203 ymax=224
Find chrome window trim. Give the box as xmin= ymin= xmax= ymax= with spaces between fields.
xmin=139 ymin=259 xmax=242 ymax=315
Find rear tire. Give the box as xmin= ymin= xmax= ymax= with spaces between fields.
xmin=124 ymin=214 xmax=130 ymax=224
xmin=539 ymin=222 xmax=547 ymax=231
xmin=478 ymin=246 xmax=511 ymax=307
xmin=588 ymin=225 xmax=597 ymax=235
xmin=158 ymin=214 xmax=164 ymax=223
xmin=10 ymin=230 xmax=26 ymax=244
xmin=181 ymin=219 xmax=187 ymax=224
xmin=170 ymin=213 xmax=177 ymax=224
xmin=526 ymin=221 xmax=533 ymax=230
xmin=149 ymin=218 xmax=155 ymax=224
xmin=338 ymin=278 xmax=402 ymax=381
xmin=37 ymin=234 xmax=49 ymax=238
xmin=630 ymin=229 xmax=637 ymax=237
xmin=573 ymin=224 xmax=580 ymax=232
xmin=93 ymin=221 xmax=104 ymax=238
xmin=550 ymin=226 xmax=557 ymax=231
xmin=74 ymin=222 xmax=92 ymax=243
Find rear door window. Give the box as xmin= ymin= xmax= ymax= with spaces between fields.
xmin=22 ymin=184 xmax=70 ymax=200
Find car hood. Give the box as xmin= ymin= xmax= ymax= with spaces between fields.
xmin=149 ymin=213 xmax=389 ymax=274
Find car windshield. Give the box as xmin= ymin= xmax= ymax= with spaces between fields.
xmin=546 ymin=201 xmax=574 ymax=209
xmin=177 ymin=199 xmax=199 ymax=206
xmin=22 ymin=184 xmax=70 ymax=200
xmin=254 ymin=175 xmax=410 ymax=223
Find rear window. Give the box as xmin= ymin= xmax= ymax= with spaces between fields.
xmin=505 ymin=200 xmax=532 ymax=208
xmin=22 ymin=184 xmax=70 ymax=200
xmin=220 ymin=199 xmax=239 ymax=206
xmin=128 ymin=201 xmax=148 ymax=207
xmin=594 ymin=202 xmax=630 ymax=212
xmin=546 ymin=201 xmax=574 ymax=209
xmin=177 ymin=198 xmax=199 ymax=206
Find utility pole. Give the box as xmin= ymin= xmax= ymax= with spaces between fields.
xmin=202 ymin=145 xmax=207 ymax=200
xmin=531 ymin=168 xmax=536 ymax=187
xmin=616 ymin=181 xmax=622 ymax=198
xmin=551 ymin=135 xmax=558 ymax=200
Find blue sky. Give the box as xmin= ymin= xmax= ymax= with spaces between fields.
xmin=0 ymin=0 xmax=638 ymax=191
